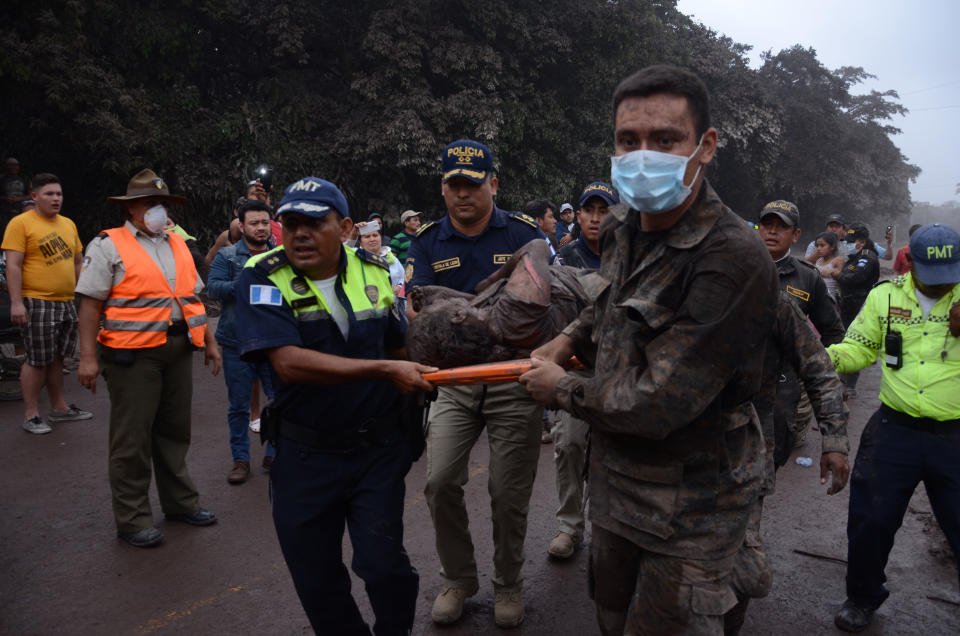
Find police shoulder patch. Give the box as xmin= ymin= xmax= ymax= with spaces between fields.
xmin=251 ymin=247 xmax=289 ymax=274
xmin=509 ymin=212 xmax=538 ymax=229
xmin=415 ymin=220 xmax=437 ymax=237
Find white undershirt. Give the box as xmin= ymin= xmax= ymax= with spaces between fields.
xmin=915 ymin=289 xmax=938 ymax=322
xmin=313 ymin=275 xmax=349 ymax=339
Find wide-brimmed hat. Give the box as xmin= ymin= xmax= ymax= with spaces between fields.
xmin=108 ymin=169 xmax=187 ymax=205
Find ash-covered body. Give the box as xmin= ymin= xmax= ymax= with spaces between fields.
xmin=407 ymin=240 xmax=592 ymax=368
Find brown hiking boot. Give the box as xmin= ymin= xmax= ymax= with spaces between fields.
xmin=548 ymin=531 xmax=577 ymax=559
xmin=494 ymin=589 xmax=525 ymax=628
xmin=227 ymin=461 xmax=250 ymax=484
xmin=431 ymin=586 xmax=472 ymax=624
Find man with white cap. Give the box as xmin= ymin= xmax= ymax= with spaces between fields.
xmin=828 ymin=223 xmax=960 ymax=631
xmin=555 ymin=202 xmax=576 ymax=247
xmin=389 ymin=209 xmax=421 ymax=263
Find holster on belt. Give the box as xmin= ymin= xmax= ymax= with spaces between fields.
xmin=99 ymin=345 xmax=136 ymax=367
xmin=259 ymin=401 xmax=280 ymax=447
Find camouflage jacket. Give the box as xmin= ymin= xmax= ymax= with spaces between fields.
xmin=754 ymin=293 xmax=850 ymax=495
xmin=555 ymin=183 xmax=779 ymax=560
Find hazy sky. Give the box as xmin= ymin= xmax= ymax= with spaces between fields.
xmin=676 ymin=0 xmax=959 ymax=205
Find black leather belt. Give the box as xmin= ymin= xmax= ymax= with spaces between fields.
xmin=881 ymin=403 xmax=960 ymax=434
xmin=167 ymin=320 xmax=188 ymax=335
xmin=279 ymin=416 xmax=396 ymax=451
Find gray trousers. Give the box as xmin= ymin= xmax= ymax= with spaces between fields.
xmin=553 ymin=411 xmax=589 ymax=539
xmin=424 ymin=382 xmax=542 ymax=592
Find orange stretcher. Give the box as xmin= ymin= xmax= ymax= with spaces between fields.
xmin=421 ymin=357 xmax=582 ymax=386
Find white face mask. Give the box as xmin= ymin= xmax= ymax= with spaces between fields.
xmin=144 ymin=204 xmax=168 ymax=234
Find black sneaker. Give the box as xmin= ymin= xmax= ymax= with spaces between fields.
xmin=834 ymin=599 xmax=876 ymax=632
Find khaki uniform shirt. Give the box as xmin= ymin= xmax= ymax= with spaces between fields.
xmin=555 ymin=183 xmax=779 ymax=560
xmin=76 ymin=220 xmax=204 ymax=321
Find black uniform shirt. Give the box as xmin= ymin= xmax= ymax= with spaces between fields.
xmin=775 ymin=254 xmax=845 ymax=346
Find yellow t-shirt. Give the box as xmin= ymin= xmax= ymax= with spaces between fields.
xmin=1 ymin=209 xmax=83 ymax=301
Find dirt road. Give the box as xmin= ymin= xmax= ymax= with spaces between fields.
xmin=1 ymin=353 xmax=957 ymax=634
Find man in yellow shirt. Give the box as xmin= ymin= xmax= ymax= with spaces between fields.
xmin=1 ymin=173 xmax=91 ymax=434
xmin=827 ymin=223 xmax=960 ymax=632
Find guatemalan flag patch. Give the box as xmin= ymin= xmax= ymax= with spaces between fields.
xmin=250 ymin=285 xmax=283 ymax=306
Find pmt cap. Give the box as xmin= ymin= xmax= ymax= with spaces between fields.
xmin=909 ymin=223 xmax=960 ymax=285
xmin=276 ymin=177 xmax=350 ymax=219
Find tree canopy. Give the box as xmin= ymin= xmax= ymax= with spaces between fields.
xmin=0 ymin=0 xmax=918 ymax=245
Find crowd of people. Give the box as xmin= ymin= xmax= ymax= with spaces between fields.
xmin=3 ymin=63 xmax=959 ymax=636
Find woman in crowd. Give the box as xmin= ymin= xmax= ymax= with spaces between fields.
xmin=807 ymin=231 xmax=845 ymax=307
xmin=357 ymin=221 xmax=406 ymax=298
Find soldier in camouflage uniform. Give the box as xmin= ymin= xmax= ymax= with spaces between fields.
xmin=520 ymin=65 xmax=778 ymax=635
xmin=724 ymin=291 xmax=851 ymax=634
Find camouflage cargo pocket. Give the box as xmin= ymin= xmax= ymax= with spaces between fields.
xmin=606 ymin=461 xmax=682 ymax=540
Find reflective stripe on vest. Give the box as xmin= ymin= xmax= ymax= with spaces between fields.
xmin=258 ymin=246 xmax=393 ymax=326
xmin=98 ymin=226 xmax=207 ymax=349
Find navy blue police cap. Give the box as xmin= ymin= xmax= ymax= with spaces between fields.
xmin=578 ymin=181 xmax=620 ymax=208
xmin=910 ymin=223 xmax=960 ymax=286
xmin=442 ymin=139 xmax=494 ymax=184
xmin=276 ymin=177 xmax=350 ymax=219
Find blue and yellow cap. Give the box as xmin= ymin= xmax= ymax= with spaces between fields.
xmin=276 ymin=177 xmax=350 ymax=219
xmin=578 ymin=181 xmax=620 ymax=208
xmin=442 ymin=139 xmax=494 ymax=183
xmin=910 ymin=223 xmax=960 ymax=286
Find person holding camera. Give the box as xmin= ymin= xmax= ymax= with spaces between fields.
xmin=827 ymin=223 xmax=960 ymax=632
xmin=234 ymin=177 xmax=435 ymax=635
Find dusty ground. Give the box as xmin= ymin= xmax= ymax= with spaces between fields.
xmin=1 ymin=345 xmax=957 ymax=635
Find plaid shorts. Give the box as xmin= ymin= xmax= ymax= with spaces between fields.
xmin=20 ymin=297 xmax=79 ymax=367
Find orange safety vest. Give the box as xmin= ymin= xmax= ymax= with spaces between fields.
xmin=98 ymin=226 xmax=207 ymax=349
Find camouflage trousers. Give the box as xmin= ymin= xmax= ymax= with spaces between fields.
xmin=794 ymin=388 xmax=814 ymax=446
xmin=724 ymin=500 xmax=773 ymax=634
xmin=589 ymin=525 xmax=739 ymax=635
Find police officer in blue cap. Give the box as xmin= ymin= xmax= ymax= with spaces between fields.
xmin=234 ymin=177 xmax=436 ymax=635
xmin=407 ymin=139 xmax=545 ymax=628
xmin=557 ymin=181 xmax=619 ymax=269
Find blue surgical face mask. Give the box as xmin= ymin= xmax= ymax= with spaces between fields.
xmin=610 ymin=137 xmax=704 ymax=214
